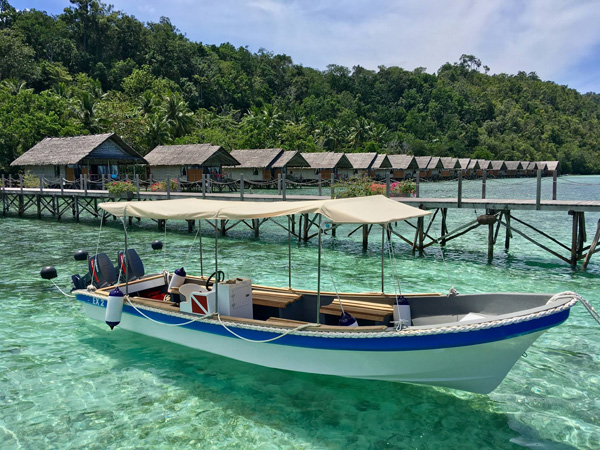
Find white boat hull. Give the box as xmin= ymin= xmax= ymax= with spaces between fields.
xmin=81 ymin=300 xmax=554 ymax=394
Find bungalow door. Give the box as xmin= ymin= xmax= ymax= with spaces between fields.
xmin=321 ymin=169 xmax=332 ymax=179
xmin=187 ymin=168 xmax=203 ymax=182
xmin=65 ymin=167 xmax=75 ymax=181
xmin=262 ymin=169 xmax=272 ymax=181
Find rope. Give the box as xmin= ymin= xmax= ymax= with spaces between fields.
xmin=328 ymin=269 xmax=345 ymax=314
xmin=94 ymin=212 xmax=103 ymax=259
xmin=52 ymin=280 xmax=75 ymax=298
xmin=556 ymin=291 xmax=600 ymax=326
xmin=125 ymin=295 xmax=216 ymax=326
xmin=183 ymin=226 xmax=201 ymax=267
xmin=216 ymin=312 xmax=315 ymax=342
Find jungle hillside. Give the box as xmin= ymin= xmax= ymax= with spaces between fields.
xmin=1 ymin=0 xmax=599 ymax=174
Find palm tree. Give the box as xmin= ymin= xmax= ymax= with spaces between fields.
xmin=71 ymin=91 xmax=105 ymax=133
xmin=349 ymin=117 xmax=372 ymax=149
xmin=138 ymin=91 xmax=157 ymax=116
xmin=145 ymin=114 xmax=171 ymax=149
xmin=1 ymin=78 xmax=29 ymax=95
xmin=162 ymin=92 xmax=193 ymax=138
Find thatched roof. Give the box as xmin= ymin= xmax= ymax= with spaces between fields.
xmin=345 ymin=152 xmax=378 ymax=170
xmin=427 ymin=157 xmax=444 ymax=169
xmin=490 ymin=160 xmax=507 ymax=171
xmin=371 ymin=154 xmax=392 ymax=169
xmin=415 ymin=156 xmax=431 ymax=169
xmin=474 ymin=159 xmax=491 ymax=170
xmin=10 ymin=133 xmax=144 ymax=166
xmin=228 ymin=149 xmax=283 ymax=168
xmin=504 ymin=161 xmax=523 ymax=171
xmin=458 ymin=158 xmax=471 ymax=169
xmin=301 ymin=152 xmax=352 ymax=169
xmin=440 ymin=157 xmax=461 ymax=169
xmin=145 ymin=144 xmax=239 ymax=167
xmin=271 ymin=151 xmax=309 ymax=168
xmin=538 ymin=161 xmax=560 ymax=172
xmin=388 ymin=154 xmax=417 ymax=170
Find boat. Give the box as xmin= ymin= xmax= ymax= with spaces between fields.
xmin=69 ymin=195 xmax=580 ymax=394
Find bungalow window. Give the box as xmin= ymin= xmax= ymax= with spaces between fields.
xmin=315 ymin=169 xmax=320 ymax=175
xmin=253 ymin=168 xmax=259 ymax=176
xmin=54 ymin=165 xmax=60 ymax=177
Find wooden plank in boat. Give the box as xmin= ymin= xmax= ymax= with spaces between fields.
xmin=252 ymin=289 xmax=302 ymax=308
xmin=320 ymin=299 xmax=393 ymax=322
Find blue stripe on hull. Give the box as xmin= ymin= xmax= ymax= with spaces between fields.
xmin=76 ymin=294 xmax=569 ymax=352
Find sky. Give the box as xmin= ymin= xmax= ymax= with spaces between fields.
xmin=11 ymin=0 xmax=600 ymax=94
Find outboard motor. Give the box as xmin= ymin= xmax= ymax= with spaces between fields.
xmin=105 ymin=286 xmax=124 ymax=330
xmin=117 ymin=249 xmax=145 ymax=282
xmin=89 ymin=253 xmax=118 ymax=288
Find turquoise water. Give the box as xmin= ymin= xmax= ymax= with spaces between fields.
xmin=1 ymin=176 xmax=599 ymax=449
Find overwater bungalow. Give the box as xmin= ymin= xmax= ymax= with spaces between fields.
xmin=538 ymin=161 xmax=560 ymax=176
xmin=388 ymin=154 xmax=417 ymax=179
xmin=458 ymin=158 xmax=480 ymax=178
xmin=338 ymin=152 xmax=377 ymax=179
xmin=415 ymin=156 xmax=431 ymax=179
xmin=297 ymin=152 xmax=352 ymax=181
xmin=520 ymin=161 xmax=532 ymax=177
xmin=429 ymin=157 xmax=443 ymax=179
xmin=489 ymin=161 xmax=507 ymax=177
xmin=10 ymin=133 xmax=146 ymax=182
xmin=270 ymin=150 xmax=311 ymax=180
xmin=369 ymin=154 xmax=393 ymax=179
xmin=504 ymin=161 xmax=523 ymax=177
xmin=475 ymin=160 xmax=492 ymax=177
xmin=224 ymin=149 xmax=309 ymax=181
xmin=440 ymin=157 xmax=461 ymax=179
xmin=144 ymin=144 xmax=239 ymax=182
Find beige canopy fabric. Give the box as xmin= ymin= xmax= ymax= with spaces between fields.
xmin=99 ymin=195 xmax=430 ymax=224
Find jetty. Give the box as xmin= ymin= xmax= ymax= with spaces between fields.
xmin=1 ymin=173 xmax=599 ymax=270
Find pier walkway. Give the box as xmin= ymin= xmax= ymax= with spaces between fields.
xmin=2 ymin=186 xmax=599 ymax=269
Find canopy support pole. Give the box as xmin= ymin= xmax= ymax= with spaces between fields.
xmin=199 ymin=220 xmax=203 ymax=276
xmin=381 ymin=224 xmax=385 ymax=293
xmin=124 ymin=212 xmax=129 ymax=295
xmin=316 ymin=215 xmax=322 ymax=324
xmin=288 ymin=215 xmax=292 ymax=289
xmin=214 ymin=219 xmax=219 ymax=310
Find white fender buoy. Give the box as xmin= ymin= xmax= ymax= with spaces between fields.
xmin=393 ymin=296 xmax=411 ymax=329
xmin=168 ymin=267 xmax=186 ymax=292
xmin=105 ymin=286 xmax=124 ymax=330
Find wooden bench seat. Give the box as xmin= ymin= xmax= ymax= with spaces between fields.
xmin=252 ymin=289 xmax=302 ymax=309
xmin=320 ymin=299 xmax=394 ymax=322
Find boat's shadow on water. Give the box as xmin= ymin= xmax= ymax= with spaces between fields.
xmin=78 ymin=324 xmax=577 ymax=449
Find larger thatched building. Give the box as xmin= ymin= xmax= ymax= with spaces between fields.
xmin=10 ymin=133 xmax=145 ymax=181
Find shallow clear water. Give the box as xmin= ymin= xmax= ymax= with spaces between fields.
xmin=1 ymin=176 xmax=599 ymax=449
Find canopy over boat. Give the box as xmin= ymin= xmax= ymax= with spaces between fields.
xmin=98 ymin=195 xmax=430 ymax=224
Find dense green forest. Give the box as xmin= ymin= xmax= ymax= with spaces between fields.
xmin=1 ymin=0 xmax=599 ymax=174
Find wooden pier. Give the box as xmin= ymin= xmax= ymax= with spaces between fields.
xmin=2 ymin=185 xmax=599 ymax=269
